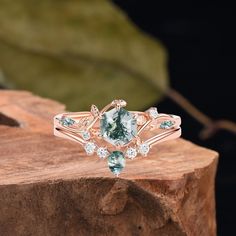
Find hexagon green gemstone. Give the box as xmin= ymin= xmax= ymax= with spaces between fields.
xmin=108 ymin=151 xmax=125 ymax=175
xmin=100 ymin=108 xmax=137 ymax=146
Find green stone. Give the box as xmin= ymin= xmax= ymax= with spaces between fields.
xmin=100 ymin=107 xmax=137 ymax=146
xmin=160 ymin=120 xmax=174 ymax=129
xmin=108 ymin=151 xmax=126 ymax=176
xmin=59 ymin=117 xmax=75 ymax=127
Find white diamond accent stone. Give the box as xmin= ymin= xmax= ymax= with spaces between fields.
xmin=82 ymin=130 xmax=90 ymax=140
xmin=137 ymin=115 xmax=147 ymax=125
xmin=84 ymin=142 xmax=96 ymax=155
xmin=125 ymin=147 xmax=137 ymax=159
xmin=111 ymin=99 xmax=127 ymax=107
xmin=147 ymin=107 xmax=159 ymax=119
xmin=97 ymin=147 xmax=109 ymax=159
xmin=138 ymin=143 xmax=150 ymax=156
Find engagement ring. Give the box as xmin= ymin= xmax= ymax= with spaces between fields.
xmin=53 ymin=100 xmax=181 ymax=176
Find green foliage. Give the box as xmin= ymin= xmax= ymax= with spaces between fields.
xmin=0 ymin=0 xmax=169 ymax=110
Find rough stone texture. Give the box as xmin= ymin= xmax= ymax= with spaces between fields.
xmin=0 ymin=90 xmax=218 ymax=236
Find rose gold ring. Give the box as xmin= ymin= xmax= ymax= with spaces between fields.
xmin=53 ymin=99 xmax=181 ymax=176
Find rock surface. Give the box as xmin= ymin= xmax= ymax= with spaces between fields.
xmin=0 ymin=90 xmax=218 ymax=236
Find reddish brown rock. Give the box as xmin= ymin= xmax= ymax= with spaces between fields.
xmin=0 ymin=90 xmax=218 ymax=236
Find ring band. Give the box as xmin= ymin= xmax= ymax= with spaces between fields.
xmin=53 ymin=99 xmax=181 ymax=176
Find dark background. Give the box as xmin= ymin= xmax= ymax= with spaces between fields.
xmin=114 ymin=1 xmax=236 ymax=235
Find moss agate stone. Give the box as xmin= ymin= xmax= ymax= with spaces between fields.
xmin=100 ymin=108 xmax=137 ymax=146
xmin=107 ymin=151 xmax=125 ymax=175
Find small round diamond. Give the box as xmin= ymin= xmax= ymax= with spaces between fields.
xmin=137 ymin=115 xmax=147 ymax=125
xmin=138 ymin=143 xmax=150 ymax=156
xmin=111 ymin=99 xmax=127 ymax=107
xmin=84 ymin=142 xmax=96 ymax=155
xmin=147 ymin=107 xmax=159 ymax=119
xmin=125 ymin=147 xmax=137 ymax=159
xmin=97 ymin=147 xmax=109 ymax=159
xmin=82 ymin=130 xmax=90 ymax=140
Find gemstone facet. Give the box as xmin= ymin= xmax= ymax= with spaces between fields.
xmin=108 ymin=151 xmax=126 ymax=175
xmin=100 ymin=108 xmax=137 ymax=146
xmin=97 ymin=147 xmax=109 ymax=159
xmin=84 ymin=142 xmax=96 ymax=155
xmin=138 ymin=143 xmax=150 ymax=156
xmin=160 ymin=120 xmax=174 ymax=129
xmin=125 ymin=147 xmax=137 ymax=159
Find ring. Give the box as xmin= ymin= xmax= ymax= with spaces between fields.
xmin=53 ymin=99 xmax=181 ymax=176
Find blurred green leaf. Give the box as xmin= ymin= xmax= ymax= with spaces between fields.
xmin=0 ymin=0 xmax=168 ymax=110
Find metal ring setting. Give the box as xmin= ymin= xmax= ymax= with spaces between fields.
xmin=53 ymin=99 xmax=181 ymax=176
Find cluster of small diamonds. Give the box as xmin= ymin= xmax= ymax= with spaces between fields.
xmin=83 ymin=142 xmax=151 ymax=159
xmin=125 ymin=143 xmax=150 ymax=159
xmin=84 ymin=141 xmax=109 ymax=159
